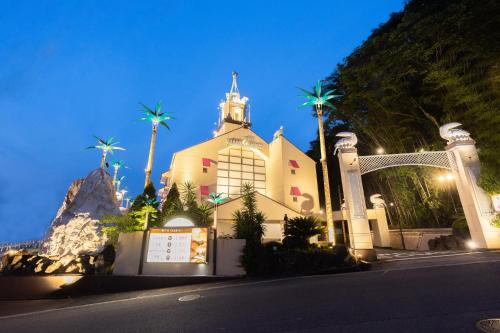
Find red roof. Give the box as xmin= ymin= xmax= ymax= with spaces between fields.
xmin=289 ymin=160 xmax=299 ymax=168
xmin=202 ymin=158 xmax=211 ymax=167
xmin=200 ymin=185 xmax=209 ymax=196
xmin=290 ymin=186 xmax=301 ymax=196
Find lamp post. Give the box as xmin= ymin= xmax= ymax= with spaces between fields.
xmin=206 ymin=192 xmax=227 ymax=276
xmin=387 ymin=202 xmax=405 ymax=250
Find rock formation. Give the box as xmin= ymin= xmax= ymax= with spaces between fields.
xmin=41 ymin=168 xmax=120 ymax=256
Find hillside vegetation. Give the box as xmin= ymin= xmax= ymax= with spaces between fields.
xmin=309 ymin=0 xmax=500 ymax=228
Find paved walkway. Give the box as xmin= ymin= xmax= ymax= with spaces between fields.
xmin=375 ymin=248 xmax=475 ymax=261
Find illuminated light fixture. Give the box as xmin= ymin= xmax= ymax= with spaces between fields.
xmin=63 ymin=276 xmax=75 ymax=285
xmin=466 ymin=240 xmax=477 ymax=249
xmin=376 ymin=147 xmax=385 ymax=154
xmin=437 ymin=175 xmax=445 ymax=182
xmin=445 ymin=173 xmax=454 ymax=181
xmin=164 ymin=217 xmax=195 ymax=228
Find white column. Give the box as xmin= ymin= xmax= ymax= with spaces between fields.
xmin=446 ymin=141 xmax=500 ymax=249
xmin=338 ymin=147 xmax=376 ymax=260
xmin=371 ymin=207 xmax=391 ymax=248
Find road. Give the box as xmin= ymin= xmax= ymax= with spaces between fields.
xmin=1 ymin=251 xmax=500 ymax=332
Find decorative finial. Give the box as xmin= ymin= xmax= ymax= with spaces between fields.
xmin=230 ymin=70 xmax=239 ymax=94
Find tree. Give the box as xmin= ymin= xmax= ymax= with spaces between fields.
xmin=129 ymin=183 xmax=159 ymax=227
xmin=110 ymin=160 xmax=127 ymax=186
xmin=140 ymin=102 xmax=173 ymax=188
xmin=86 ymin=136 xmax=125 ymax=168
xmin=178 ymin=181 xmax=213 ymax=227
xmin=283 ymin=216 xmax=324 ymax=249
xmin=299 ymin=81 xmax=341 ymax=244
xmin=160 ymin=182 xmax=182 ymax=222
xmin=310 ymin=0 xmax=500 ymax=228
xmin=100 ymin=213 xmax=143 ymax=245
xmin=233 ymin=183 xmax=266 ymax=274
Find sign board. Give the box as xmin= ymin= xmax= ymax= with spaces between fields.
xmin=146 ymin=228 xmax=208 ymax=263
xmin=492 ymin=194 xmax=500 ymax=212
xmin=227 ymin=136 xmax=263 ymax=150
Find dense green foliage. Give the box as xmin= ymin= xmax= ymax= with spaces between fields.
xmin=309 ymin=0 xmax=500 ymax=228
xmin=160 ymin=181 xmax=214 ymax=227
xmin=233 ymin=183 xmax=266 ymax=274
xmin=100 ymin=212 xmax=144 ymax=245
xmin=130 ymin=183 xmax=158 ymax=212
xmin=255 ymin=244 xmax=356 ymax=276
xmin=283 ymin=216 xmax=324 ymax=249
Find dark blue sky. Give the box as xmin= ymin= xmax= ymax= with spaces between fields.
xmin=0 ymin=0 xmax=404 ymax=242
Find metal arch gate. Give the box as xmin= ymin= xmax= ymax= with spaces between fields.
xmin=358 ymin=151 xmax=458 ymax=175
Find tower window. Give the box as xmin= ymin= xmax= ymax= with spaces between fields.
xmin=203 ymin=168 xmax=208 ymax=173
xmin=293 ymin=197 xmax=298 ymax=202
xmin=291 ymin=169 xmax=296 ymax=175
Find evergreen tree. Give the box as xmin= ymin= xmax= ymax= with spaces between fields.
xmin=130 ymin=182 xmax=158 ymax=212
xmin=310 ymin=0 xmax=500 ymax=228
xmin=160 ymin=182 xmax=182 ymax=222
xmin=233 ymin=183 xmax=266 ymax=274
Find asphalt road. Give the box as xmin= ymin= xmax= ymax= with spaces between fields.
xmin=1 ymin=251 xmax=500 ymax=332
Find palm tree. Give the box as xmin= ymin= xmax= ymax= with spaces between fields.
xmin=115 ymin=176 xmax=125 ymax=192
xmin=206 ymin=192 xmax=227 ymax=228
xmin=299 ymin=81 xmax=342 ymax=244
xmin=86 ymin=136 xmax=125 ymax=168
xmin=140 ymin=102 xmax=173 ymax=188
xmin=110 ymin=160 xmax=127 ymax=186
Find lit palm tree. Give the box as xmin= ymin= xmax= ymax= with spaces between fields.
xmin=206 ymin=192 xmax=227 ymax=228
xmin=140 ymin=102 xmax=173 ymax=188
xmin=110 ymin=160 xmax=127 ymax=186
xmin=115 ymin=176 xmax=125 ymax=192
xmin=86 ymin=136 xmax=125 ymax=168
xmin=299 ymin=81 xmax=342 ymax=244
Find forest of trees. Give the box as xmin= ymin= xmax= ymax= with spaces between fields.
xmin=309 ymin=0 xmax=499 ymax=228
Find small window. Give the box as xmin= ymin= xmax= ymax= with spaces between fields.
xmin=293 ymin=196 xmax=298 ymax=202
xmin=203 ymin=168 xmax=208 ymax=173
xmin=291 ymin=169 xmax=296 ymax=175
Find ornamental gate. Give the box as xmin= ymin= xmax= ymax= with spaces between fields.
xmin=334 ymin=123 xmax=498 ymax=260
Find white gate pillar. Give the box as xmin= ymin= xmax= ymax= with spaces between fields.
xmin=335 ymin=133 xmax=376 ymax=260
xmin=369 ymin=195 xmax=391 ymax=248
xmin=441 ymin=123 xmax=500 ymax=249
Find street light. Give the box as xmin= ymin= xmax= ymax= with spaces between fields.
xmin=376 ymin=147 xmax=385 ymax=154
xmin=437 ymin=173 xmax=457 ymax=213
xmin=386 ymin=202 xmax=406 ymax=250
xmin=206 ymin=192 xmax=227 ymax=276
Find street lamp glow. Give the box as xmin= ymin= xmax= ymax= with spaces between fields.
xmin=445 ymin=173 xmax=454 ymax=181
xmin=437 ymin=175 xmax=445 ymax=182
xmin=376 ymin=147 xmax=385 ymax=154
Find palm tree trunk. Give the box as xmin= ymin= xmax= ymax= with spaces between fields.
xmin=144 ymin=125 xmax=158 ymax=188
xmin=100 ymin=151 xmax=107 ymax=168
xmin=316 ymin=105 xmax=335 ymax=245
xmin=112 ymin=167 xmax=118 ymax=185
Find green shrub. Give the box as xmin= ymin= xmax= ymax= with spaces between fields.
xmin=283 ymin=216 xmax=324 ymax=249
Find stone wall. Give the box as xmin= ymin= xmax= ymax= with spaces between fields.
xmin=387 ymin=228 xmax=453 ymax=251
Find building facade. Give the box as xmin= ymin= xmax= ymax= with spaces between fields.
xmin=159 ymin=73 xmax=321 ymax=239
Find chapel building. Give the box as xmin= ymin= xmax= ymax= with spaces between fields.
xmin=159 ymin=72 xmax=321 ymax=240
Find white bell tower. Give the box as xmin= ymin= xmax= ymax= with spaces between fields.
xmin=215 ymin=71 xmax=250 ymax=136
